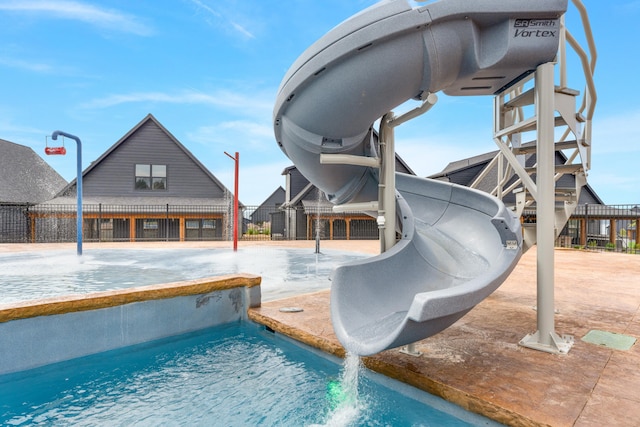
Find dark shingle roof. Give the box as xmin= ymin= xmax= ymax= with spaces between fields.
xmin=429 ymin=150 xmax=604 ymax=205
xmin=0 ymin=139 xmax=67 ymax=204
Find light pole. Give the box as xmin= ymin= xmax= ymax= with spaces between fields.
xmin=49 ymin=130 xmax=83 ymax=256
xmin=224 ymin=151 xmax=239 ymax=252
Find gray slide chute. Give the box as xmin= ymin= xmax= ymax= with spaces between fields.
xmin=273 ymin=0 xmax=566 ymax=355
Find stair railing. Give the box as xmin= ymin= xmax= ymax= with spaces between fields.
xmin=472 ymin=0 xmax=597 ymax=209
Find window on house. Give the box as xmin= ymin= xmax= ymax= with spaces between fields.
xmin=186 ymin=220 xmax=199 ymax=229
xmin=143 ymin=219 xmax=158 ymax=230
xmin=135 ymin=164 xmax=167 ymax=190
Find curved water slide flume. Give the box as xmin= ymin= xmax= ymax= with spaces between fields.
xmin=273 ymin=0 xmax=567 ymax=355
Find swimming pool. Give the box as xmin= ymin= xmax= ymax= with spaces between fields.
xmin=0 ymin=322 xmax=499 ymax=426
xmin=0 ymin=247 xmax=368 ymax=304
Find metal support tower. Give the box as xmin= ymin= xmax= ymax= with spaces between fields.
xmin=472 ymin=1 xmax=596 ymax=354
xmin=518 ymin=63 xmax=574 ymax=354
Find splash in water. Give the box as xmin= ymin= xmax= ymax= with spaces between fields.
xmin=314 ymin=352 xmax=365 ymax=427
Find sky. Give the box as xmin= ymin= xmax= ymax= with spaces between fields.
xmin=0 ymin=0 xmax=637 ymax=205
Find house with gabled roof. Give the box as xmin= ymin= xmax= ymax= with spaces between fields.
xmin=34 ymin=114 xmax=236 ymax=242
xmin=428 ymin=150 xmax=603 ymax=206
xmin=428 ymin=150 xmax=618 ymax=247
xmin=278 ymin=154 xmax=416 ymax=240
xmin=0 ymin=138 xmax=67 ymax=242
xmin=246 ymin=186 xmax=285 ymax=238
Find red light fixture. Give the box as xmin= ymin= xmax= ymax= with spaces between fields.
xmin=45 ymin=146 xmax=67 ymax=155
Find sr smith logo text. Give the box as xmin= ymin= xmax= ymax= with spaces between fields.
xmin=514 ymin=19 xmax=558 ymax=38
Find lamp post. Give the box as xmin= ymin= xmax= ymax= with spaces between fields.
xmin=50 ymin=131 xmax=83 ymax=256
xmin=224 ymin=151 xmax=239 ymax=252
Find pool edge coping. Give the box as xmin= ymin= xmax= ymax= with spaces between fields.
xmin=0 ymin=273 xmax=262 ymax=323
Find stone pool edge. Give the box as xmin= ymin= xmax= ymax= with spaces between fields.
xmin=0 ymin=274 xmax=261 ymax=322
xmin=248 ymin=294 xmax=529 ymax=427
xmin=0 ymin=274 xmax=261 ymax=375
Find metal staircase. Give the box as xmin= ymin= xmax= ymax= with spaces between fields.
xmin=470 ymin=0 xmax=597 ymax=253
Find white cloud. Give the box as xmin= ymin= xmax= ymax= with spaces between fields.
xmin=0 ymin=0 xmax=153 ymax=36
xmin=215 ymin=160 xmax=289 ymax=205
xmin=619 ymin=1 xmax=640 ymax=12
xmin=0 ymin=57 xmax=53 ymax=73
xmin=587 ymin=109 xmax=640 ymax=202
xmin=188 ymin=120 xmax=273 ymax=151
xmin=0 ymin=55 xmax=81 ymax=76
xmin=185 ymin=0 xmax=255 ymax=39
xmin=587 ymin=170 xmax=639 ymax=205
xmin=591 ymin=109 xmax=640 ymax=155
xmin=218 ymin=121 xmax=272 ymax=137
xmin=81 ymin=89 xmax=272 ymax=116
xmin=0 ymin=113 xmax=47 ymax=137
xmin=230 ymin=22 xmax=255 ymax=39
xmin=394 ymin=130 xmax=496 ymax=178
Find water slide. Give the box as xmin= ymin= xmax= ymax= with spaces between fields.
xmin=273 ymin=0 xmax=567 ymax=355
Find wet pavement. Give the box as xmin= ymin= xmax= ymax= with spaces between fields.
xmin=249 ymin=247 xmax=640 ymax=427
xmin=0 ymin=242 xmax=370 ymax=304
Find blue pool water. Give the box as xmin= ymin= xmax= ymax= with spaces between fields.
xmin=0 ymin=323 xmax=499 ymax=426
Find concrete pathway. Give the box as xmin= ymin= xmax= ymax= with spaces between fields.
xmin=249 ymin=248 xmax=640 ymax=427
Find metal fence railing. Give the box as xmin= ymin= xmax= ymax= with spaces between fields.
xmin=1 ymin=202 xmax=638 ymax=253
xmin=523 ymin=204 xmax=640 ymax=253
xmin=0 ymin=203 xmax=380 ymax=243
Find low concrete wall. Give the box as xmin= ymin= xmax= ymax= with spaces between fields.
xmin=0 ymin=274 xmax=261 ymax=375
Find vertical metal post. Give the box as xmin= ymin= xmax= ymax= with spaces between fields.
xmin=378 ymin=114 xmax=397 ymax=253
xmin=381 ymin=113 xmax=422 ymax=357
xmin=379 ymin=95 xmax=438 ymax=359
xmin=225 ymin=151 xmax=239 ymax=251
xmin=519 ymin=63 xmax=573 ymax=354
xmin=52 ymin=131 xmax=82 ymax=256
xmin=584 ymin=203 xmax=589 ymax=246
xmin=636 ymin=211 xmax=639 ymax=252
xmin=98 ymin=203 xmax=102 ymax=242
xmin=76 ymin=138 xmax=82 ymax=255
xmin=166 ymin=203 xmax=170 ymax=242
xmin=536 ymin=62 xmax=556 ymax=347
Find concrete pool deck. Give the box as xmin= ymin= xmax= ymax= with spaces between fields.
xmin=249 ymin=245 xmax=640 ymax=427
xmin=2 ymin=240 xmax=639 ymax=426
